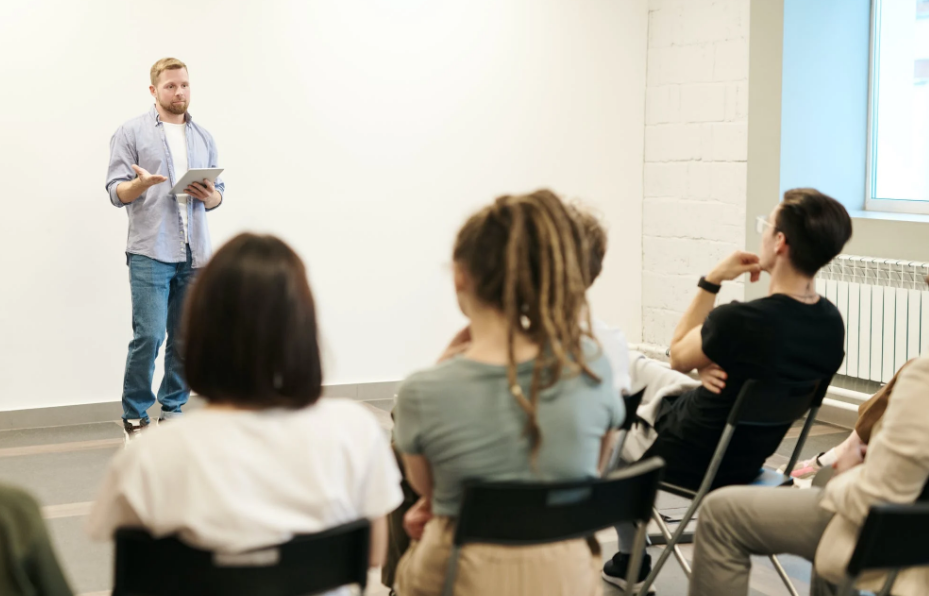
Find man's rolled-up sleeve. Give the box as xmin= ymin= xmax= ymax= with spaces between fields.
xmin=106 ymin=127 xmax=137 ymax=208
xmin=207 ymin=135 xmax=224 ymax=210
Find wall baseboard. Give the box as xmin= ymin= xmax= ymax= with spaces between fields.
xmin=1 ymin=376 xmax=860 ymax=433
xmin=817 ymin=386 xmax=866 ymax=430
xmin=0 ymin=381 xmax=402 ymax=432
xmin=818 ymin=398 xmax=858 ymax=429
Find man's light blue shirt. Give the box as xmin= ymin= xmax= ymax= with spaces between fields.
xmin=106 ymin=106 xmax=224 ymax=268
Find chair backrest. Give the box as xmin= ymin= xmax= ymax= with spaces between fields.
xmin=727 ymin=378 xmax=826 ymax=427
xmin=620 ymin=389 xmax=646 ymax=432
xmin=846 ymin=502 xmax=929 ymax=576
xmin=113 ymin=519 xmax=370 ymax=596
xmin=685 ymin=377 xmax=829 ymax=492
xmin=453 ymin=457 xmax=664 ymax=547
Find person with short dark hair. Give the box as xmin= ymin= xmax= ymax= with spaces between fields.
xmin=687 ymin=274 xmax=929 ymax=596
xmin=602 ymin=189 xmax=853 ymax=593
xmin=87 ymin=234 xmax=402 ymax=588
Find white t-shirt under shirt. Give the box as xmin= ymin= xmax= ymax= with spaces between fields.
xmin=162 ymin=121 xmax=189 ymax=242
xmin=87 ymin=399 xmax=403 ymax=569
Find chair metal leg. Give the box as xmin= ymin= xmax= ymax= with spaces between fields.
xmin=647 ymin=530 xmax=694 ymax=545
xmin=652 ymin=506 xmax=674 ymax=543
xmin=608 ymin=430 xmax=629 ymax=472
xmin=875 ymin=569 xmax=899 ymax=596
xmin=652 ymin=509 xmax=691 ymax=576
xmin=784 ymin=406 xmax=820 ymax=476
xmin=649 ymin=513 xmax=694 ymax=545
xmin=441 ymin=545 xmax=461 ymax=596
xmin=637 ymin=423 xmax=737 ymax=595
xmin=624 ymin=522 xmax=649 ymax=596
xmin=637 ymin=494 xmax=703 ymax=595
xmin=768 ymin=555 xmax=799 ymax=596
xmin=837 ymin=575 xmax=857 ymax=596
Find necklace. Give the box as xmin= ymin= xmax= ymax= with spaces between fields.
xmin=784 ymin=292 xmax=818 ymax=302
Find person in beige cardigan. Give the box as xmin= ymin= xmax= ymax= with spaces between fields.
xmin=688 ymin=348 xmax=929 ymax=596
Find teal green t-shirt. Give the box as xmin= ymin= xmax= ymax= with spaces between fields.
xmin=393 ymin=341 xmax=624 ymax=517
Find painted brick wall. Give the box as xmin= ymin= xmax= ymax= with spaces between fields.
xmin=642 ymin=0 xmax=750 ymax=346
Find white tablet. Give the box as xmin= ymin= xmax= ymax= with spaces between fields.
xmin=170 ymin=168 xmax=224 ymax=195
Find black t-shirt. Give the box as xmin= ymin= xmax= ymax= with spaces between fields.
xmin=643 ymin=294 xmax=846 ymax=490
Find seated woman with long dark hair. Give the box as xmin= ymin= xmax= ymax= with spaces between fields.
xmin=87 ymin=234 xmax=402 ymax=593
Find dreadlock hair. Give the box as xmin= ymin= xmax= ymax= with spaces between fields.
xmin=453 ymin=189 xmax=601 ymax=462
xmin=566 ymin=202 xmax=608 ymax=288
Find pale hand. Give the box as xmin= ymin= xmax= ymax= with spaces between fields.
xmin=185 ymin=178 xmax=215 ymax=201
xmin=707 ymin=251 xmax=763 ymax=284
xmin=833 ymin=441 xmax=867 ymax=476
xmin=698 ymin=364 xmax=728 ymax=394
xmin=131 ymin=165 xmax=167 ymax=188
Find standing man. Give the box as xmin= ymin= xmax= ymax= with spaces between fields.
xmin=106 ymin=57 xmax=224 ymax=439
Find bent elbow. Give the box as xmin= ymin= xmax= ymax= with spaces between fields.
xmin=667 ymin=350 xmax=689 ymax=374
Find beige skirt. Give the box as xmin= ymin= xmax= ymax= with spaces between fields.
xmin=395 ymin=516 xmax=602 ymax=596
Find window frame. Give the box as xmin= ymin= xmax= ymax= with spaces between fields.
xmin=865 ymin=0 xmax=929 ymax=216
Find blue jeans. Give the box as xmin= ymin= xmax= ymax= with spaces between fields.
xmin=122 ymin=246 xmax=196 ymax=422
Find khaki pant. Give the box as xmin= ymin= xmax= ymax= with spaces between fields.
xmin=395 ymin=516 xmax=602 ymax=596
xmin=688 ymin=486 xmax=854 ymax=596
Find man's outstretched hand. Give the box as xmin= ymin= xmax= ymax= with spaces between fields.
xmin=131 ymin=165 xmax=167 ymax=188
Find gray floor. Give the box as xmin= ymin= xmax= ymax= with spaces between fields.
xmin=0 ymin=401 xmax=848 ymax=596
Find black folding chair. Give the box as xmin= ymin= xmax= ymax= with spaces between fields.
xmin=113 ymin=519 xmax=370 ymax=596
xmin=441 ymin=457 xmax=665 ymax=596
xmin=607 ymin=389 xmax=647 ymax=471
xmin=839 ymin=502 xmax=929 ymax=596
xmin=637 ymin=377 xmax=828 ymax=596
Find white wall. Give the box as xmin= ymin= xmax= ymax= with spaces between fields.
xmin=0 ymin=0 xmax=647 ymax=411
xmin=641 ymin=0 xmax=750 ymax=347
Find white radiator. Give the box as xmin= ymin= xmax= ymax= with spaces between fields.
xmin=816 ymin=256 xmax=929 ymax=383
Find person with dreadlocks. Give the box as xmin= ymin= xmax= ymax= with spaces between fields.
xmin=391 ymin=190 xmax=625 ymax=596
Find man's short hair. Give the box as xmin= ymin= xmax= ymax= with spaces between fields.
xmin=776 ymin=188 xmax=852 ymax=277
xmin=567 ymin=203 xmax=608 ymax=285
xmin=183 ymin=233 xmax=323 ymax=410
xmin=150 ymin=57 xmax=187 ymax=86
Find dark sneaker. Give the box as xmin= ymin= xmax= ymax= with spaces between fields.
xmin=123 ymin=418 xmax=150 ymax=443
xmin=602 ymin=552 xmax=657 ymax=594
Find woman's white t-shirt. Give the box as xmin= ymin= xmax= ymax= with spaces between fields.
xmin=87 ymin=398 xmax=402 ymax=561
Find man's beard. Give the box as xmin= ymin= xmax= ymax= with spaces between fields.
xmin=160 ymin=98 xmax=188 ymax=115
